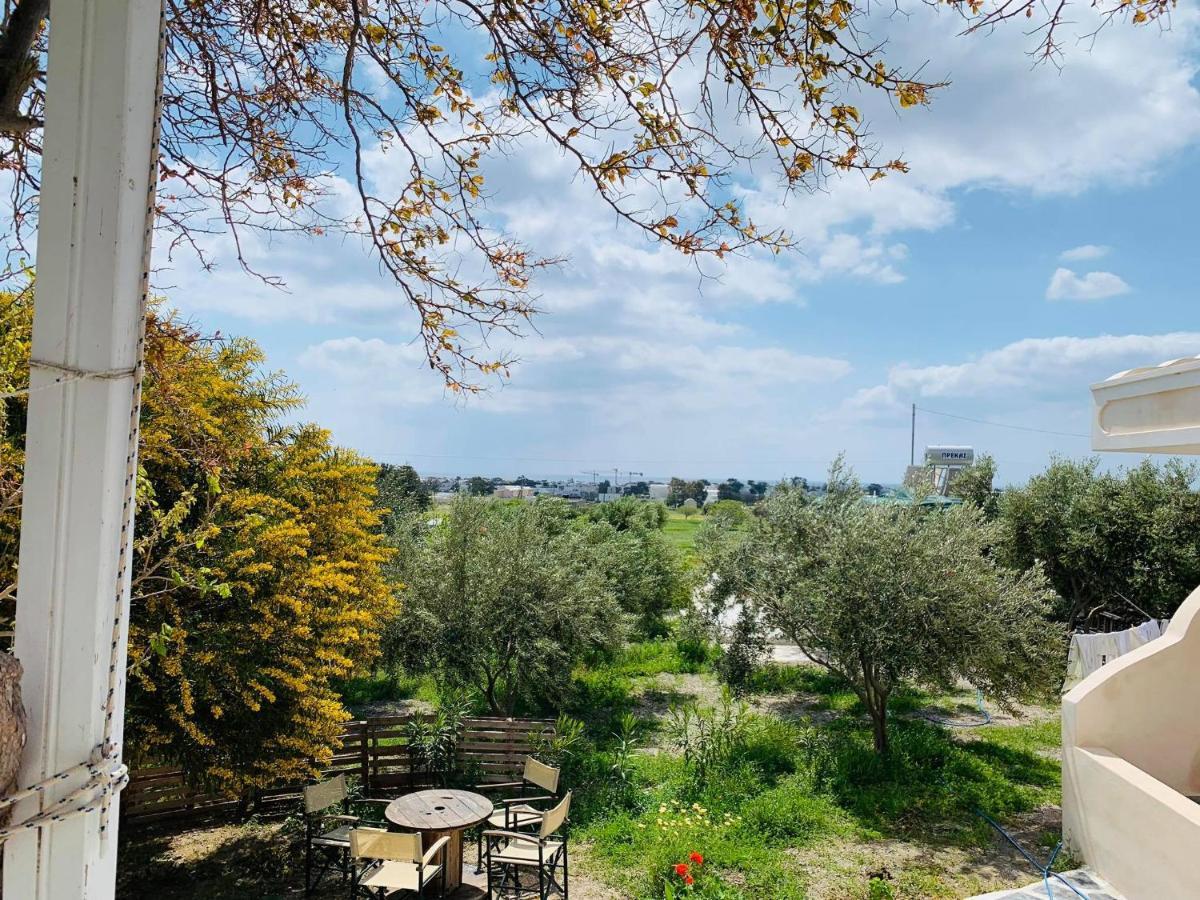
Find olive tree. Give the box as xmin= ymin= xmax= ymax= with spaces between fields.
xmin=394 ymin=495 xmax=623 ymax=715
xmin=998 ymin=457 xmax=1200 ymax=628
xmin=950 ymin=454 xmax=1000 ymax=519
xmin=709 ymin=465 xmax=1064 ymax=753
xmin=588 ymin=525 xmax=689 ymax=638
xmin=376 ymin=463 xmax=432 ymax=529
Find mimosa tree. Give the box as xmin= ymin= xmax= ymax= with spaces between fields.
xmin=1 ymin=284 xmax=395 ymax=791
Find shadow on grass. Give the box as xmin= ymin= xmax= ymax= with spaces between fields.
xmin=566 ymin=640 xmax=715 ymax=742
xmin=116 ymin=820 xmax=333 ymax=900
xmin=566 ymin=669 xmax=636 ymax=739
xmin=803 ymin=718 xmax=1061 ymax=845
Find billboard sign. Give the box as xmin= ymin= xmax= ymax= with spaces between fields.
xmin=925 ymin=446 xmax=974 ymax=467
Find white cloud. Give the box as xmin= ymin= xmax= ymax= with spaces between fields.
xmin=142 ymin=6 xmax=1200 ymax=486
xmin=155 ymin=3 xmax=1200 ymax=337
xmin=1046 ymin=268 xmax=1131 ymax=302
xmin=299 ymin=336 xmax=578 ymax=413
xmin=842 ymin=332 xmax=1200 ymax=421
xmin=1060 ymin=244 xmax=1111 ymax=262
xmin=600 ymin=340 xmax=851 ymax=388
xmin=739 ymin=7 xmax=1200 ymax=282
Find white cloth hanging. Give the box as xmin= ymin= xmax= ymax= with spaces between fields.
xmin=1129 ymin=618 xmax=1165 ymax=649
xmin=1063 ymin=619 xmax=1169 ymax=692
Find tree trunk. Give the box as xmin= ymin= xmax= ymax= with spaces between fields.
xmin=870 ymin=704 xmax=889 ymax=755
xmin=861 ymin=663 xmax=889 ymax=755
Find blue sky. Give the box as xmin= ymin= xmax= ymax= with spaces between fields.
xmin=159 ymin=6 xmax=1200 ymax=486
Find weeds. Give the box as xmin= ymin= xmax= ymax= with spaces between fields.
xmin=665 ymin=691 xmax=750 ymax=789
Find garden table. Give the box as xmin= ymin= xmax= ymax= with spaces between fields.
xmin=385 ymin=789 xmax=493 ymax=893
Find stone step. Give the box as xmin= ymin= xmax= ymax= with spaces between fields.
xmin=968 ymin=868 xmax=1122 ymax=900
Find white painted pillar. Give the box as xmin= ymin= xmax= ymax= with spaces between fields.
xmin=4 ymin=1 xmax=162 ymax=897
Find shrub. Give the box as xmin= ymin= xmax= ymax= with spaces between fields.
xmin=533 ymin=714 xmax=586 ymax=769
xmin=737 ymin=775 xmax=849 ymax=846
xmin=405 ymin=691 xmax=471 ymax=786
xmin=715 ymin=606 xmax=769 ymax=693
xmin=665 ymin=691 xmax=750 ymax=788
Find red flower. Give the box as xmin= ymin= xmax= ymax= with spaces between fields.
xmin=685 ymin=875 xmax=695 ymax=885
xmin=689 ymin=852 xmax=704 ymax=866
xmin=674 ymin=863 xmax=690 ymax=877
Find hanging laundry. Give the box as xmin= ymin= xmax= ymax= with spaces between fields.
xmin=1063 ymin=619 xmax=1168 ymax=691
xmin=1129 ymin=618 xmax=1165 ymax=649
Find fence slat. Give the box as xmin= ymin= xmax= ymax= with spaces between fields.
xmin=122 ymin=714 xmax=552 ymax=826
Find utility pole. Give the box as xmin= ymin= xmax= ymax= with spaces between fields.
xmin=910 ymin=403 xmax=917 ymax=467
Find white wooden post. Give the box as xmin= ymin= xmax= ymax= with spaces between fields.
xmin=3 ymin=1 xmax=162 ymax=897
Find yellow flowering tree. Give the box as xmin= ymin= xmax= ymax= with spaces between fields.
xmin=1 ymin=284 xmax=395 ymax=792
xmin=0 ymin=283 xmax=32 ymax=617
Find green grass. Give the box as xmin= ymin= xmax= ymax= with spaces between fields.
xmin=580 ymin=707 xmax=1063 ymax=898
xmin=332 ymin=669 xmax=439 ymax=713
xmin=570 ymin=655 xmax=1064 ymax=899
xmin=663 ymin=511 xmax=704 ymax=565
xmin=603 ymin=638 xmax=715 ymax=678
xmin=568 ymin=639 xmax=717 ymax=740
xmin=979 ymin=718 xmax=1061 ymax=754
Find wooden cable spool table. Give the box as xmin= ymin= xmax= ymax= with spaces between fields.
xmin=385 ymin=789 xmax=493 ymax=892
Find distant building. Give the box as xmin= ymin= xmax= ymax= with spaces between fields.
xmin=905 ymin=445 xmax=975 ymax=496
xmin=648 ymin=483 xmax=670 ymax=501
xmin=704 ymin=484 xmax=721 ymax=505
xmin=493 ymin=484 xmax=536 ymax=499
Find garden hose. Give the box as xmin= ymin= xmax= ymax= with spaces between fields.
xmin=974 ymin=809 xmax=1088 ymax=900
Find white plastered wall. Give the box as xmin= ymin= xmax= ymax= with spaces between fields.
xmin=1061 ymin=355 xmax=1200 ymax=898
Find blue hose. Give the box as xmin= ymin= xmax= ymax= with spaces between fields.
xmin=974 ymin=809 xmax=1088 ymax=900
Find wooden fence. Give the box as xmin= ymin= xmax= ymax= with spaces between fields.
xmin=121 ymin=715 xmax=555 ymax=827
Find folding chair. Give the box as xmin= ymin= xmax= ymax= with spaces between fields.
xmin=350 ymin=828 xmax=448 ymax=899
xmin=302 ymin=774 xmax=389 ymax=894
xmin=475 ymin=757 xmax=560 ymax=872
xmin=483 ymin=792 xmax=571 ymax=899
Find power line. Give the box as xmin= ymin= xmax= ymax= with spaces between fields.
xmin=915 ymin=406 xmax=1090 ymax=439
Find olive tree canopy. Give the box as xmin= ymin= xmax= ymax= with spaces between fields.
xmin=708 ymin=465 xmax=1064 ymax=753
xmin=391 ymin=495 xmax=624 ymax=714
xmin=998 ymin=457 xmax=1200 ymax=629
